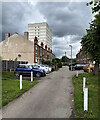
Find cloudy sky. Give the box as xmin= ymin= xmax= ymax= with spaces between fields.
xmin=2 ymin=0 xmax=93 ymax=58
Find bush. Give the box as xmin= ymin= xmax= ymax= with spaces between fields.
xmin=57 ymin=62 xmax=62 ymax=68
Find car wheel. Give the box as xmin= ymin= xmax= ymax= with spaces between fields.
xmin=36 ymin=72 xmax=41 ymax=77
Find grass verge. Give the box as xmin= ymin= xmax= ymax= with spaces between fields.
xmin=2 ymin=71 xmax=38 ymax=107
xmin=72 ymin=72 xmax=99 ymax=119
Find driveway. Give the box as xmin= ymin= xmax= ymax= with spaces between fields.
xmin=3 ymin=66 xmax=79 ymax=118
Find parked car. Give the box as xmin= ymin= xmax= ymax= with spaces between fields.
xmin=32 ymin=64 xmax=49 ymax=74
xmin=15 ymin=64 xmax=46 ymax=77
xmin=69 ymin=63 xmax=76 ymax=71
xmin=44 ymin=64 xmax=52 ymax=72
xmin=69 ymin=63 xmax=85 ymax=71
xmin=83 ymin=63 xmax=94 ymax=72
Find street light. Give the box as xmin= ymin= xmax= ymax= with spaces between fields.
xmin=65 ymin=51 xmax=66 ymax=64
xmin=69 ymin=45 xmax=72 ymax=71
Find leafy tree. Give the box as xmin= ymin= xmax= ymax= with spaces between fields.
xmin=81 ymin=1 xmax=100 ymax=75
xmin=72 ymin=58 xmax=76 ymax=63
xmin=61 ymin=56 xmax=69 ymax=62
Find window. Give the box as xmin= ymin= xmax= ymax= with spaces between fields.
xmin=35 ymin=45 xmax=37 ymax=51
xmin=35 ymin=57 xmax=37 ymax=63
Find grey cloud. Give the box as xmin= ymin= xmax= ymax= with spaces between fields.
xmin=2 ymin=2 xmax=43 ymax=40
xmin=2 ymin=2 xmax=92 ymax=58
xmin=37 ymin=2 xmax=92 ymax=37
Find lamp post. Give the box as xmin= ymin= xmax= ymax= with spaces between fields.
xmin=65 ymin=51 xmax=66 ymax=64
xmin=69 ymin=45 xmax=72 ymax=71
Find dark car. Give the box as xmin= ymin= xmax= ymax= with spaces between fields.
xmin=15 ymin=64 xmax=46 ymax=77
xmin=69 ymin=63 xmax=76 ymax=71
xmin=69 ymin=63 xmax=84 ymax=71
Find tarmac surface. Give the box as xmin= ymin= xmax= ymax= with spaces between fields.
xmin=3 ymin=66 xmax=80 ymax=118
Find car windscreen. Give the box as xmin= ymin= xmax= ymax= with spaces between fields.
xmin=17 ymin=65 xmax=27 ymax=68
xmin=33 ymin=65 xmax=39 ymax=69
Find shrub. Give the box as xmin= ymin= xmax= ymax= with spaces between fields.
xmin=57 ymin=62 xmax=62 ymax=68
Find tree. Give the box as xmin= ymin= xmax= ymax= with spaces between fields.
xmin=81 ymin=1 xmax=100 ymax=75
xmin=61 ymin=56 xmax=68 ymax=63
xmin=72 ymin=58 xmax=76 ymax=63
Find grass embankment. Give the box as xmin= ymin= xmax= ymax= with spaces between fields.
xmin=2 ymin=71 xmax=38 ymax=107
xmin=72 ymin=72 xmax=99 ymax=119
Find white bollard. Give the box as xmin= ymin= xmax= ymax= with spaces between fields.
xmin=76 ymin=71 xmax=78 ymax=77
xmin=83 ymin=77 xmax=86 ymax=92
xmin=31 ymin=71 xmax=33 ymax=82
xmin=84 ymin=88 xmax=88 ymax=111
xmin=89 ymin=68 xmax=90 ymax=73
xmin=20 ymin=75 xmax=22 ymax=90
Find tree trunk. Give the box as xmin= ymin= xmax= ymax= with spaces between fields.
xmin=94 ymin=62 xmax=99 ymax=76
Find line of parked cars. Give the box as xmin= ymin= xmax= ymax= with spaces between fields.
xmin=15 ymin=63 xmax=54 ymax=78
xmin=69 ymin=63 xmax=95 ymax=72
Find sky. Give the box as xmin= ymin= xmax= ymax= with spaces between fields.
xmin=2 ymin=0 xmax=93 ymax=59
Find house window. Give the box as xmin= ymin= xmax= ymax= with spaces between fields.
xmin=35 ymin=57 xmax=37 ymax=63
xmin=35 ymin=45 xmax=37 ymax=51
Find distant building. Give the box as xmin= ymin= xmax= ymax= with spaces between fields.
xmin=34 ymin=37 xmax=55 ymax=63
xmin=0 ymin=32 xmax=55 ymax=64
xmin=76 ymin=48 xmax=90 ymax=64
xmin=28 ymin=22 xmax=52 ymax=50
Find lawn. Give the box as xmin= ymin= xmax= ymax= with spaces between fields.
xmin=72 ymin=72 xmax=99 ymax=119
xmin=2 ymin=71 xmax=38 ymax=107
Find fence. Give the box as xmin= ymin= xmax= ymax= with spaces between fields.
xmin=2 ymin=60 xmax=28 ymax=71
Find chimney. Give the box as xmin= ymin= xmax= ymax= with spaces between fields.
xmin=45 ymin=45 xmax=47 ymax=50
xmin=48 ymin=48 xmax=50 ymax=51
xmin=24 ymin=32 xmax=29 ymax=40
xmin=5 ymin=33 xmax=10 ymax=40
xmin=34 ymin=36 xmax=38 ymax=44
xmin=41 ymin=42 xmax=44 ymax=48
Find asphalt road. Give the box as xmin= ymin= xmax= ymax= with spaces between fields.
xmin=3 ymin=66 xmax=79 ymax=118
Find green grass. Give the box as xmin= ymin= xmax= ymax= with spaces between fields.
xmin=72 ymin=72 xmax=99 ymax=119
xmin=2 ymin=71 xmax=38 ymax=107
xmin=2 ymin=71 xmax=15 ymax=80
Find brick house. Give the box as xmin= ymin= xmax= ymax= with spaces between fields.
xmin=34 ymin=36 xmax=55 ymax=63
xmin=76 ymin=48 xmax=90 ymax=64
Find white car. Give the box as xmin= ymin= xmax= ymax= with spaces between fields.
xmin=44 ymin=65 xmax=52 ymax=72
xmin=32 ymin=64 xmax=49 ymax=74
xmin=40 ymin=64 xmax=49 ymax=73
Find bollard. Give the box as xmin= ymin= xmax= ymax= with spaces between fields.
xmin=76 ymin=71 xmax=78 ymax=77
xmin=84 ymin=88 xmax=88 ymax=111
xmin=89 ymin=68 xmax=90 ymax=73
xmin=83 ymin=77 xmax=86 ymax=92
xmin=20 ymin=75 xmax=22 ymax=90
xmin=31 ymin=71 xmax=33 ymax=82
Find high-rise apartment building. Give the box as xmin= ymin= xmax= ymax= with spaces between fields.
xmin=28 ymin=22 xmax=52 ymax=50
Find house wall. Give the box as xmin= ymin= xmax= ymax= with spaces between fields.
xmin=0 ymin=33 xmax=34 ymax=64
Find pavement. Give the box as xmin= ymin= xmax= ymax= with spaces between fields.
xmin=2 ymin=66 xmax=81 ymax=118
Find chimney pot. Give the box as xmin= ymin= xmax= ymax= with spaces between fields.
xmin=5 ymin=33 xmax=10 ymax=40
xmin=24 ymin=32 xmax=29 ymax=40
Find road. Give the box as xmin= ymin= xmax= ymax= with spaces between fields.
xmin=3 ymin=66 xmax=78 ymax=118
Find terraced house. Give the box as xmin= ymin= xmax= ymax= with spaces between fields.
xmin=0 ymin=22 xmax=55 ymax=67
